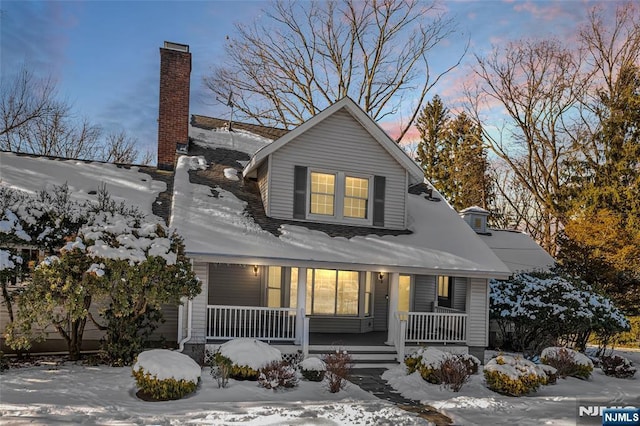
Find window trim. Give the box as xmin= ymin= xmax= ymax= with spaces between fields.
xmin=306 ymin=168 xmax=373 ymax=226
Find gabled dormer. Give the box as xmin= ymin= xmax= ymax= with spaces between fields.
xmin=460 ymin=206 xmax=491 ymax=235
xmin=243 ymin=97 xmax=423 ymax=230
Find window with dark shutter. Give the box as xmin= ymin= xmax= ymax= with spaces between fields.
xmin=293 ymin=166 xmax=307 ymax=219
xmin=372 ymin=175 xmax=385 ymax=227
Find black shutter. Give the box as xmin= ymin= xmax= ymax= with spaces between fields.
xmin=372 ymin=175 xmax=385 ymax=227
xmin=293 ymin=166 xmax=307 ymax=219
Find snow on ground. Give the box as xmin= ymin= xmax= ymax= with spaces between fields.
xmin=383 ymin=349 xmax=640 ymax=426
xmin=0 ymin=152 xmax=166 ymax=217
xmin=0 ymin=363 xmax=429 ymax=425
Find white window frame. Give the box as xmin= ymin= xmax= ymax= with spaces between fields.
xmin=307 ymin=169 xmax=373 ymax=226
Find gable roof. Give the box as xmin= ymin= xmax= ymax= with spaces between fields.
xmin=242 ymin=97 xmax=424 ymax=183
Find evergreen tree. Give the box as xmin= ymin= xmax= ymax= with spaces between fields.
xmin=416 ymin=96 xmax=492 ymax=211
xmin=558 ymin=65 xmax=640 ymax=314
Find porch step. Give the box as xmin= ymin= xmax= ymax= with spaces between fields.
xmin=308 ymin=345 xmax=400 ymax=369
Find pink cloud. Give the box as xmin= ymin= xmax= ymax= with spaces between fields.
xmin=512 ymin=1 xmax=572 ymax=22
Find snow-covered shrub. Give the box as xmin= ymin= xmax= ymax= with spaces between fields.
xmin=405 ymin=347 xmax=480 ymax=391
xmin=300 ymin=357 xmax=326 ymax=382
xmin=217 ymin=339 xmax=282 ymax=381
xmin=600 ymin=355 xmax=636 ymax=379
xmin=490 ymin=272 xmax=629 ymax=357
xmin=258 ymin=360 xmax=298 ymax=390
xmin=323 ymin=349 xmax=353 ymax=393
xmin=132 ymin=350 xmax=201 ymax=401
xmin=483 ymin=355 xmax=548 ymax=396
xmin=541 ymin=347 xmax=593 ymax=380
xmin=538 ymin=364 xmax=558 ymax=385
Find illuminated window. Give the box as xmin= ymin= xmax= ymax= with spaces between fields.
xmin=438 ymin=276 xmax=453 ymax=308
xmin=310 ymin=172 xmax=335 ymax=215
xmin=267 ymin=266 xmax=282 ymax=307
xmin=343 ymin=176 xmax=369 ymax=219
xmin=364 ymin=273 xmax=372 ymax=316
xmin=290 ymin=267 xmax=313 ymax=313
xmin=398 ymin=275 xmax=411 ymax=312
xmin=291 ymin=268 xmax=360 ymax=316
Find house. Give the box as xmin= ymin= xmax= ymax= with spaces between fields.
xmin=0 ymin=41 xmax=514 ymax=362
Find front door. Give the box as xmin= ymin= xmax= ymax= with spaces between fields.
xmin=373 ymin=273 xmax=388 ymax=331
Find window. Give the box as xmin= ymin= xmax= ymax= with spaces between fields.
xmin=398 ymin=275 xmax=411 ymax=312
xmin=310 ymin=172 xmax=335 ymax=215
xmin=308 ymin=170 xmax=372 ymax=223
xmin=267 ymin=266 xmax=282 ymax=307
xmin=290 ymin=268 xmax=360 ymax=316
xmin=364 ymin=273 xmax=372 ymax=316
xmin=473 ymin=217 xmax=482 ymax=229
xmin=438 ymin=276 xmax=453 ymax=308
xmin=344 ymin=176 xmax=369 ymax=219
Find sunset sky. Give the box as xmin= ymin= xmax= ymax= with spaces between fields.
xmin=1 ymin=1 xmax=621 ymax=157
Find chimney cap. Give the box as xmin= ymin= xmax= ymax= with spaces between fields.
xmin=163 ymin=41 xmax=189 ymax=52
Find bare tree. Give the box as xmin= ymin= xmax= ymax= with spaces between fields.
xmin=0 ymin=66 xmax=57 ymax=151
xmin=98 ymin=130 xmax=140 ymax=164
xmin=466 ymin=39 xmax=584 ymax=252
xmin=205 ymin=0 xmax=464 ymax=141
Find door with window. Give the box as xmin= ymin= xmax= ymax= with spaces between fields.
xmin=373 ymin=273 xmax=388 ymax=331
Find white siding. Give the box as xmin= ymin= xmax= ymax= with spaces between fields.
xmin=257 ymin=160 xmax=269 ymax=215
xmin=269 ymin=109 xmax=407 ymax=229
xmin=190 ymin=261 xmax=209 ymax=343
xmin=466 ymin=277 xmax=489 ymax=347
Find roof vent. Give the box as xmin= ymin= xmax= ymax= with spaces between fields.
xmin=164 ymin=41 xmax=189 ymax=52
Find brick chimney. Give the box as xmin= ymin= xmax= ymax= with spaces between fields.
xmin=158 ymin=41 xmax=191 ymax=170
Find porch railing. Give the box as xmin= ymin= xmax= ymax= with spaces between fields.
xmin=207 ymin=305 xmax=297 ymax=342
xmin=396 ymin=311 xmax=467 ymax=344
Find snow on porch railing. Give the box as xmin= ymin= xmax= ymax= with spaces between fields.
xmin=206 ymin=305 xmax=297 ymax=342
xmin=397 ymin=311 xmax=467 ymax=343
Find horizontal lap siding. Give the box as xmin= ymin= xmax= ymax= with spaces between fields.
xmin=208 ymin=264 xmax=261 ymax=306
xmin=453 ymin=278 xmax=467 ymax=311
xmin=269 ymin=109 xmax=407 ymax=229
xmin=414 ymin=275 xmax=435 ymax=312
xmin=309 ymin=317 xmax=366 ymax=333
xmin=467 ymin=278 xmax=489 ymax=347
xmin=257 ymin=160 xmax=269 ymax=215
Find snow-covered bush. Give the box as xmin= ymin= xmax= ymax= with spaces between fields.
xmin=541 ymin=347 xmax=593 ymax=379
xmin=323 ymin=349 xmax=353 ymax=393
xmin=300 ymin=357 xmax=326 ymax=382
xmin=484 ymin=355 xmax=548 ymax=396
xmin=215 ymin=339 xmax=282 ymax=381
xmin=405 ymin=347 xmax=480 ymax=391
xmin=600 ymin=355 xmax=636 ymax=379
xmin=258 ymin=360 xmax=298 ymax=390
xmin=538 ymin=364 xmax=558 ymax=385
xmin=490 ymin=272 xmax=629 ymax=357
xmin=132 ymin=350 xmax=201 ymax=401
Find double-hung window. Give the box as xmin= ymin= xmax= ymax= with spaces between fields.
xmin=437 ymin=276 xmax=453 ymax=308
xmin=308 ymin=170 xmax=371 ymax=224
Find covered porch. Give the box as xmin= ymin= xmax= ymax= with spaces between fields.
xmin=182 ymin=262 xmax=489 ymax=361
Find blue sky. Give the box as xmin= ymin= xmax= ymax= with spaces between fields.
xmin=1 ymin=1 xmax=617 ymax=157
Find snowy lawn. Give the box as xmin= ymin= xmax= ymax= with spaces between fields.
xmin=384 ymin=349 xmax=640 ymax=426
xmin=0 ymin=362 xmax=429 ymax=425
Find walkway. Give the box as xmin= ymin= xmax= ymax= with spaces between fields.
xmin=349 ymin=368 xmax=454 ymax=426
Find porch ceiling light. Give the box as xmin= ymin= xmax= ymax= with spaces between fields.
xmin=253 ymin=265 xmax=259 ymax=276
xmin=378 ymin=272 xmax=384 ymax=281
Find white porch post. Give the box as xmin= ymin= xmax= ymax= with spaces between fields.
xmin=295 ymin=267 xmax=307 ymax=345
xmin=386 ymin=272 xmax=400 ymax=345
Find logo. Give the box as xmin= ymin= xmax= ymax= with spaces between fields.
xmin=602 ymin=408 xmax=640 ymax=426
xmin=577 ymin=398 xmax=640 ymax=425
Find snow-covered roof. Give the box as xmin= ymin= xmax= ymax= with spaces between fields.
xmin=460 ymin=206 xmax=490 ymax=215
xmin=172 ymin=128 xmax=511 ymax=279
xmin=0 ymin=152 xmax=167 ymax=219
xmin=242 ymin=97 xmax=424 ymax=183
xmin=479 ymin=229 xmax=555 ymax=274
